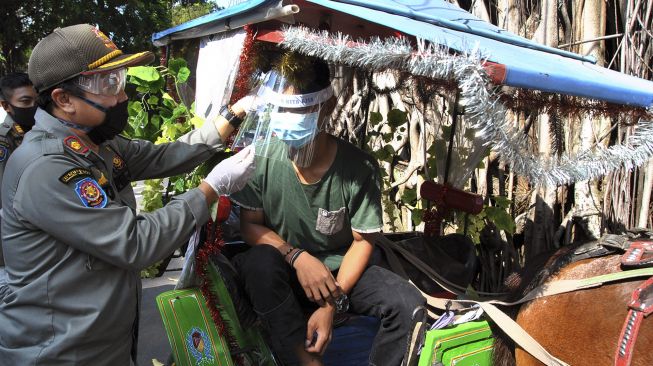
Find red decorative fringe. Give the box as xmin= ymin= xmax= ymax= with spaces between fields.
xmin=229 ymin=25 xmax=256 ymax=105
xmin=225 ymin=25 xmax=257 ymax=146
xmin=195 ymin=219 xmax=243 ymax=364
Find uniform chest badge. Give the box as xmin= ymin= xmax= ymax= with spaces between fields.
xmin=75 ymin=177 xmax=108 ymax=208
xmin=112 ymin=155 xmax=126 ymax=170
xmin=64 ymin=136 xmax=89 ymax=155
xmin=186 ymin=327 xmax=215 ymax=364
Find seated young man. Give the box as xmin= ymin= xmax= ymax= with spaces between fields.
xmin=230 ymin=53 xmax=425 ymax=366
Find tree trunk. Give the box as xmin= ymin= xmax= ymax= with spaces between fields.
xmin=524 ymin=0 xmax=559 ymax=261
xmin=573 ymin=0 xmax=608 ymax=239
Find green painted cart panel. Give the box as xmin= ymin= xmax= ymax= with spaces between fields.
xmin=418 ymin=320 xmax=494 ymax=366
xmin=157 ymin=288 xmax=235 ymax=366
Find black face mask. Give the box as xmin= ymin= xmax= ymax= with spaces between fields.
xmin=9 ymin=104 xmax=38 ymax=130
xmin=77 ymin=97 xmax=129 ymax=145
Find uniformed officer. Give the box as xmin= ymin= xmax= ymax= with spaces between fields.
xmin=0 ymin=72 xmax=37 ymax=297
xmin=0 ymin=24 xmax=255 ymax=365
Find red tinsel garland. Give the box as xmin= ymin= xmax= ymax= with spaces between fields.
xmin=229 ymin=25 xmax=256 ymax=105
xmin=194 ymin=25 xmax=258 ymax=363
xmin=195 ymin=219 xmax=243 ymax=364
xmin=225 ymin=25 xmax=257 ymax=147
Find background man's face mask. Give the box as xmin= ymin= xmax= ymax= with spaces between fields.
xmin=9 ymin=104 xmax=38 ymax=130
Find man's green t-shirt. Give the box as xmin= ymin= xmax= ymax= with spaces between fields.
xmin=231 ymin=136 xmax=383 ymax=270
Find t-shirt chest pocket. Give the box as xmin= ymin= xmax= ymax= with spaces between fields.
xmin=316 ymin=207 xmax=346 ymax=235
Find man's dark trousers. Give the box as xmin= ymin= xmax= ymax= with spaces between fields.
xmin=234 ymin=244 xmax=426 ymax=366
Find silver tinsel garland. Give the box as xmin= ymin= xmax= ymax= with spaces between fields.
xmin=280 ymin=26 xmax=653 ymax=186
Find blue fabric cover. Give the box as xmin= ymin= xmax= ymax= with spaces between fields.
xmin=151 ymin=0 xmax=653 ymax=108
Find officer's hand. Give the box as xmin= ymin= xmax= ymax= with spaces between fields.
xmin=203 ymin=145 xmax=256 ymax=195
xmin=293 ymin=252 xmax=342 ymax=305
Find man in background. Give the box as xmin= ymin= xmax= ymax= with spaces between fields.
xmin=0 ymin=72 xmax=37 ymax=298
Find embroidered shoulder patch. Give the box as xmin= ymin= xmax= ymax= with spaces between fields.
xmin=59 ymin=168 xmax=92 ymax=184
xmin=0 ymin=141 xmax=9 ymax=162
xmin=64 ymin=136 xmax=89 ymax=155
xmin=74 ymin=177 xmax=108 ymax=208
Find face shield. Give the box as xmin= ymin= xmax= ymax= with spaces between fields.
xmin=232 ymin=71 xmax=333 ymax=168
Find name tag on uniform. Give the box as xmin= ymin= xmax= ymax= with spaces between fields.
xmin=59 ymin=168 xmax=92 ymax=184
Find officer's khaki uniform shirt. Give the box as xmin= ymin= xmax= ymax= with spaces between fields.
xmin=0 ymin=113 xmax=25 ymax=297
xmin=0 ymin=108 xmax=222 ymax=365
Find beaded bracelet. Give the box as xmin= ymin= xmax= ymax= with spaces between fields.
xmin=290 ymin=249 xmax=305 ymax=268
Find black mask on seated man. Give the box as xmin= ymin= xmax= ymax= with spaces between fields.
xmin=77 ymin=96 xmax=129 ymax=145
xmin=9 ymin=104 xmax=38 ymax=130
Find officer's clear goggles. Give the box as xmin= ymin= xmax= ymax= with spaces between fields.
xmin=75 ymin=68 xmax=126 ymax=96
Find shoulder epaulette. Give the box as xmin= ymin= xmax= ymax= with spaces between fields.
xmin=63 ymin=135 xmax=90 ymax=157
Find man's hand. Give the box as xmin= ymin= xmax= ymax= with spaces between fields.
xmin=305 ymin=305 xmax=335 ymax=355
xmin=293 ymin=252 xmax=342 ymax=305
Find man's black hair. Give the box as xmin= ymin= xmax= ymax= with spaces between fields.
xmin=297 ymin=58 xmax=331 ymax=94
xmin=0 ymin=72 xmax=33 ymax=101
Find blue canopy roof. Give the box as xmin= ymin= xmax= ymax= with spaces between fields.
xmin=152 ymin=0 xmax=653 ymax=108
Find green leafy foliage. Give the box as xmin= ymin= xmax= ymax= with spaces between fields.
xmin=457 ymin=196 xmax=515 ymax=244
xmin=171 ymin=1 xmax=218 ymax=26
xmin=126 ymin=58 xmax=211 ymax=278
xmin=0 ymin=0 xmax=172 ymax=74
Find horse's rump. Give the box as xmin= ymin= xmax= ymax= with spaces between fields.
xmin=495 ymin=251 xmax=653 ymax=366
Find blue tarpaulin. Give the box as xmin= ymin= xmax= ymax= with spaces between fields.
xmin=152 ymin=0 xmax=653 ymax=108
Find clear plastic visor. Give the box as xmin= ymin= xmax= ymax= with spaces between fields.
xmin=76 ymin=68 xmax=126 ymax=96
xmin=232 ymin=71 xmax=333 ymax=168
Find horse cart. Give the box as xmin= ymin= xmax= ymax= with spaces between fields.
xmin=148 ymin=1 xmax=653 ymax=365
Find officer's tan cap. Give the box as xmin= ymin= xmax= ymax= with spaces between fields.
xmin=28 ymin=24 xmax=154 ymax=93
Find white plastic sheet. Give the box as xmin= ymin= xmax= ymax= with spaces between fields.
xmin=195 ymin=29 xmax=247 ymax=123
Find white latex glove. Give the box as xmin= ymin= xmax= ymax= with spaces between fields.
xmin=203 ymin=146 xmax=256 ymax=195
xmin=231 ymin=94 xmax=261 ymax=115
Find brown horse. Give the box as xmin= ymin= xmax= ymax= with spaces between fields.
xmin=493 ymin=246 xmax=653 ymax=366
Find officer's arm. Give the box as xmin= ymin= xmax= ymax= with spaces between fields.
xmin=115 ymin=113 xmax=228 ymax=181
xmin=14 ymin=155 xmax=210 ymax=270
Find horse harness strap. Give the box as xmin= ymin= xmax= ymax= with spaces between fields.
xmin=615 ymin=241 xmax=653 ymax=366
